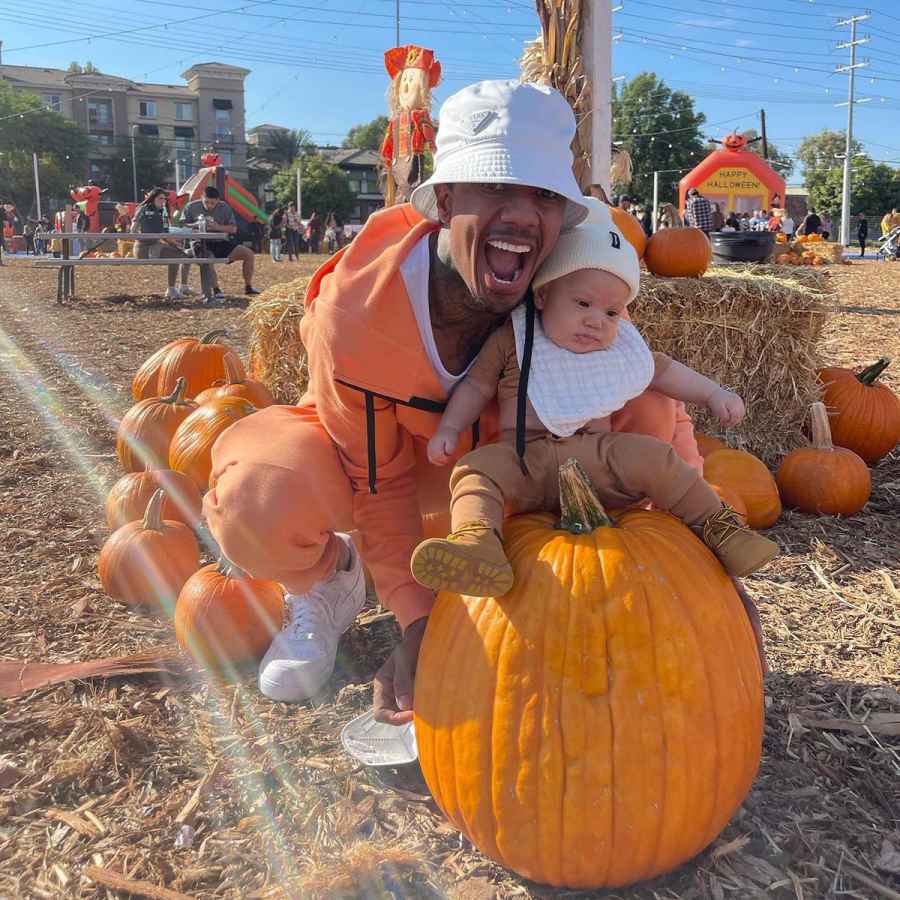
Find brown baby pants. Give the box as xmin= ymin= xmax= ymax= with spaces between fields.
xmin=450 ymin=432 xmax=722 ymax=532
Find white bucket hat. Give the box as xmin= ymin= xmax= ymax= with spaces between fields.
xmin=410 ymin=80 xmax=590 ymax=231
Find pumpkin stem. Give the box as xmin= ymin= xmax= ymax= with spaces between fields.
xmin=222 ymin=354 xmax=243 ymax=386
xmin=558 ymin=458 xmax=614 ymax=533
xmin=216 ymin=555 xmax=247 ymax=579
xmin=857 ymin=357 xmax=891 ymax=386
xmin=160 ymin=376 xmax=187 ymax=405
xmin=200 ymin=329 xmax=229 ymax=345
xmin=143 ymin=489 xmax=167 ymax=531
xmin=808 ymin=402 xmax=834 ymax=451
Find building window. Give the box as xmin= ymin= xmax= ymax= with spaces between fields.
xmin=87 ymin=98 xmax=113 ymax=128
xmin=175 ymin=102 xmax=193 ymax=121
xmin=138 ymin=124 xmax=159 ymax=137
xmin=348 ymin=179 xmax=360 ymax=193
xmin=217 ymin=149 xmax=233 ymax=167
xmin=89 ymin=159 xmax=112 ymax=181
xmin=139 ymin=100 xmax=157 ymax=118
xmin=88 ymin=133 xmax=114 ymax=145
xmin=41 ymin=94 xmax=61 ymax=113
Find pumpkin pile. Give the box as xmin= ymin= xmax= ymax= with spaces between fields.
xmin=99 ymin=329 xmax=282 ymax=673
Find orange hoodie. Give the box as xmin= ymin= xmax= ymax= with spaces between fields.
xmin=300 ymin=204 xmax=700 ymax=628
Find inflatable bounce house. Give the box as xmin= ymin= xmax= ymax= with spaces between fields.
xmin=178 ymin=152 xmax=267 ymax=239
xmin=679 ymin=133 xmax=786 ymax=216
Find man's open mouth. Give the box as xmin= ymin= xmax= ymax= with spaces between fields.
xmin=483 ymin=238 xmax=533 ymax=291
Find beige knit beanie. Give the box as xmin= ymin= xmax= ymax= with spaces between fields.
xmin=533 ymin=197 xmax=641 ymax=302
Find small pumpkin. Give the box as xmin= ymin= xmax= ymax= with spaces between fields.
xmin=132 ymin=330 xmax=245 ymax=401
xmin=169 ymin=396 xmax=257 ymax=491
xmin=609 ymin=206 xmax=647 ymax=259
xmin=817 ymin=357 xmax=900 ymax=463
xmin=775 ymin=253 xmax=792 ymax=264
xmin=702 ymin=448 xmax=782 ymax=529
xmin=193 ymin=355 xmax=275 ymax=409
xmin=415 ymin=460 xmax=763 ymax=889
xmin=696 ymin=432 xmax=728 ymax=458
xmin=106 ymin=469 xmax=203 ymax=531
xmin=116 ymin=377 xmax=197 ymax=472
xmin=644 ymin=204 xmax=711 ymax=278
xmin=776 ymin=402 xmax=870 ymax=516
xmin=98 ymin=489 xmax=200 ymax=614
xmin=175 ymin=558 xmax=284 ymax=674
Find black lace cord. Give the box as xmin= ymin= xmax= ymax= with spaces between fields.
xmin=364 ymin=391 xmax=377 ymax=494
xmin=515 ymin=291 xmax=535 ymax=477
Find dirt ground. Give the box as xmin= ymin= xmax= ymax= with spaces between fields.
xmin=0 ymin=254 xmax=898 ymax=899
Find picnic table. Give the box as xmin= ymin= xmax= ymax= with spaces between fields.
xmin=33 ymin=232 xmax=231 ymax=303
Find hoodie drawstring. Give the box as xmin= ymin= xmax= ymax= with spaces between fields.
xmin=514 ymin=291 xmax=535 ymax=477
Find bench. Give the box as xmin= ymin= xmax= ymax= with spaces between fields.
xmin=33 ymin=232 xmax=231 ymax=303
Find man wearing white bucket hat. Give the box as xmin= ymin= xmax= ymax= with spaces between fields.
xmin=203 ymin=80 xmax=704 ymax=718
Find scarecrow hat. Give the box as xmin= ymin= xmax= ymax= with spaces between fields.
xmin=384 ymin=45 xmax=442 ymax=88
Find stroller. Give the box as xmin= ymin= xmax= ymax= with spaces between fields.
xmin=876 ymin=226 xmax=900 ymax=261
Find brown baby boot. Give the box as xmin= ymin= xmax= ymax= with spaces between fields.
xmin=693 ymin=505 xmax=779 ymax=577
xmin=411 ymin=520 xmax=514 ymax=597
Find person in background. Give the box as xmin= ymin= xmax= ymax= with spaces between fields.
xmin=724 ymin=210 xmax=741 ymax=231
xmin=640 ymin=205 xmax=652 ymax=236
xmin=324 ymin=212 xmax=338 ymax=254
xmin=0 ymin=202 xmax=8 ymax=265
xmin=685 ymin=187 xmax=713 ymax=235
xmin=710 ymin=202 xmax=725 ymax=232
xmin=781 ymin=210 xmax=795 ymax=240
xmin=24 ymin=220 xmax=35 ymax=255
xmin=132 ymin=187 xmax=194 ymax=302
xmin=882 ymin=208 xmax=900 ymax=236
xmin=740 ymin=212 xmax=751 ymax=231
xmin=305 ymin=210 xmax=322 ymax=254
xmin=767 ymin=210 xmax=782 ymax=233
xmin=820 ymin=214 xmax=831 ymax=241
xmin=285 ymin=202 xmax=301 ymax=261
xmin=182 ymin=186 xmax=260 ymax=299
xmin=857 ymin=211 xmax=869 ymax=257
xmin=269 ymin=207 xmax=284 ymax=262
xmin=114 ymin=203 xmax=131 ymax=232
xmin=798 ymin=208 xmax=820 ymax=237
xmin=33 ymin=219 xmax=46 ymax=256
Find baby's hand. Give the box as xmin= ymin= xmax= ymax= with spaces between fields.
xmin=427 ymin=428 xmax=460 ymax=466
xmin=708 ymin=388 xmax=745 ymax=427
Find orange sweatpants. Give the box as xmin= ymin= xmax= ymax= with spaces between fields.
xmin=450 ymin=432 xmax=721 ymax=532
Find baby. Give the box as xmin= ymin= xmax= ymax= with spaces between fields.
xmin=411 ymin=201 xmax=778 ymax=598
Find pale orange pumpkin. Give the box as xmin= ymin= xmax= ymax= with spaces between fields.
xmin=132 ymin=330 xmax=245 ymax=401
xmin=710 ymin=482 xmax=748 ymax=521
xmin=702 ymin=448 xmax=782 ymax=529
xmin=105 ymin=469 xmax=203 ymax=531
xmin=415 ymin=461 xmax=763 ymax=889
xmin=817 ymin=357 xmax=900 ymax=464
xmin=175 ymin=558 xmax=284 ymax=674
xmin=696 ymin=433 xmax=728 ymax=458
xmin=609 ymin=206 xmax=647 ymax=259
xmin=98 ymin=489 xmax=200 ymax=614
xmin=193 ymin=355 xmax=275 ymax=409
xmin=644 ymin=205 xmax=711 ymax=278
xmin=776 ymin=403 xmax=870 ymax=516
xmin=169 ymin=396 xmax=257 ymax=491
xmin=116 ymin=377 xmax=197 ymax=472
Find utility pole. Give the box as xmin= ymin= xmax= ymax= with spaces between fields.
xmin=130 ymin=124 xmax=139 ymax=203
xmin=395 ymin=0 xmax=400 ymax=45
xmin=652 ymin=170 xmax=659 ymax=233
xmin=296 ymin=162 xmax=302 ymax=218
xmin=759 ymin=109 xmax=768 ymax=160
xmin=583 ymin=0 xmax=613 ymax=199
xmin=33 ymin=152 xmax=42 ymax=220
xmin=836 ymin=13 xmax=870 ymax=247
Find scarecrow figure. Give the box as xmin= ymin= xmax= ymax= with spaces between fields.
xmin=380 ymin=45 xmax=441 ymax=207
xmin=70 ymin=180 xmax=105 ymax=233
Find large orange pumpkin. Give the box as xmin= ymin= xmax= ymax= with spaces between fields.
xmin=175 ymin=558 xmax=284 ymax=675
xmin=132 ymin=330 xmax=245 ymax=401
xmin=710 ymin=482 xmax=748 ymax=521
xmin=193 ymin=355 xmax=275 ymax=409
xmin=98 ymin=489 xmax=200 ymax=614
xmin=817 ymin=357 xmax=900 ymax=464
xmin=106 ymin=469 xmax=203 ymax=531
xmin=644 ymin=205 xmax=711 ymax=278
xmin=701 ymin=448 xmax=782 ymax=529
xmin=696 ymin=433 xmax=728 ymax=458
xmin=776 ymin=403 xmax=870 ymax=516
xmin=609 ymin=206 xmax=647 ymax=259
xmin=169 ymin=397 xmax=257 ymax=491
xmin=116 ymin=377 xmax=197 ymax=472
xmin=415 ymin=461 xmax=763 ymax=890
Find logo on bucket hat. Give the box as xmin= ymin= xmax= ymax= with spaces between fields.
xmin=468 ymin=109 xmax=498 ymax=135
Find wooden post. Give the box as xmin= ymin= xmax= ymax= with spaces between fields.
xmin=582 ymin=0 xmax=612 ymax=199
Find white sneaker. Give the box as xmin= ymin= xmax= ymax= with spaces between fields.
xmin=164 ymin=287 xmax=183 ymax=301
xmin=179 ymin=285 xmax=197 ymax=296
xmin=259 ymin=534 xmax=366 ymax=702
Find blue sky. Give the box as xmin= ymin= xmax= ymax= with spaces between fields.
xmin=3 ymin=0 xmax=900 ymax=184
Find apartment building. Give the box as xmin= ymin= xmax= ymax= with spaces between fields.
xmin=0 ymin=61 xmax=250 ymax=185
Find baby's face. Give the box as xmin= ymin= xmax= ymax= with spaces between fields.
xmin=534 ymin=269 xmax=630 ymax=353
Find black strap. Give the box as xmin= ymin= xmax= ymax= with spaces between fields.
xmin=515 ymin=291 xmax=535 ymax=476
xmin=471 ymin=418 xmax=480 ymax=450
xmin=364 ymin=391 xmax=377 ymax=494
xmin=335 ymin=379 xmax=446 ymax=414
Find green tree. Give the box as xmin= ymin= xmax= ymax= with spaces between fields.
xmin=796 ymin=129 xmax=863 ymax=201
xmin=106 ymin=134 xmax=172 ymax=201
xmin=811 ymin=157 xmax=900 ymax=221
xmin=271 ymin=154 xmax=355 ymax=221
xmin=265 ymin=128 xmax=314 ymax=167
xmin=343 ymin=116 xmax=390 ymax=151
xmin=66 ymin=61 xmax=100 ymax=74
xmin=611 ymin=73 xmax=706 ymax=207
xmin=0 ymin=83 xmax=89 ymax=213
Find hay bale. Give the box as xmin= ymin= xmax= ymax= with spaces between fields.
xmin=244 ymin=276 xmax=310 ymax=404
xmin=633 ymin=265 xmax=831 ymax=464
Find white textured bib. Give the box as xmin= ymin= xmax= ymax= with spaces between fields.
xmin=511 ymin=306 xmax=655 ymax=437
